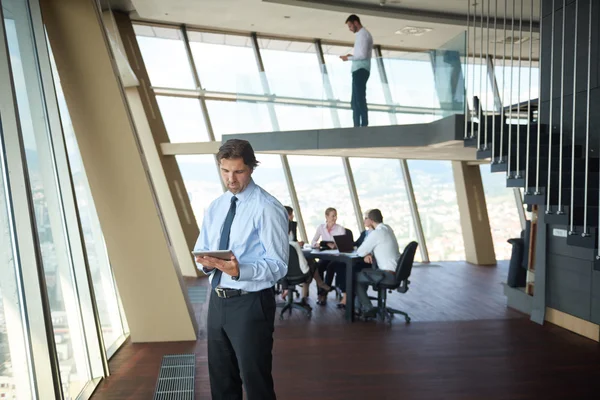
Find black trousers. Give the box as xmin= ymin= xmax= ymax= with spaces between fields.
xmin=207 ymin=288 xmax=276 ymax=400
xmin=351 ymin=68 xmax=370 ymax=127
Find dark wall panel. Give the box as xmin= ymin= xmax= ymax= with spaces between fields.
xmin=547 ymin=253 xmax=592 ymax=320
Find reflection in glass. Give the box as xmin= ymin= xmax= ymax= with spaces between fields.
xmin=4 ymin=2 xmax=89 ymax=397
xmin=287 ymin=156 xmax=359 ymax=236
xmin=50 ymin=54 xmax=126 ymax=352
xmin=188 ymin=31 xmax=262 ymax=94
xmin=480 ymin=166 xmax=522 ymax=260
xmin=407 ymin=160 xmax=464 ymax=261
xmin=176 ymin=155 xmax=222 ymax=228
xmin=156 ymin=96 xmax=210 ymax=142
xmin=252 ymin=154 xmax=291 ymax=207
xmin=134 ymin=25 xmax=196 ymax=89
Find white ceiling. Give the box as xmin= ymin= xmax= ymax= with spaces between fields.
xmin=125 ymin=0 xmax=539 ymax=57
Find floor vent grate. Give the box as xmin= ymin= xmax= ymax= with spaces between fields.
xmin=153 ymin=354 xmax=195 ymax=400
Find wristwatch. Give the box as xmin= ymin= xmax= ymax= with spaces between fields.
xmin=231 ymin=274 xmax=240 ymax=281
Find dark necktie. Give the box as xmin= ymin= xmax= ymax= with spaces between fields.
xmin=212 ymin=196 xmax=238 ymax=289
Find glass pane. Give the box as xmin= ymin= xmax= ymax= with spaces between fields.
xmin=323 ymin=45 xmax=386 ymax=105
xmin=176 ymin=155 xmax=222 ymax=228
xmin=350 ymin=158 xmax=418 ymax=252
xmin=274 ymin=104 xmax=333 ymax=131
xmin=4 ymin=2 xmax=90 ymax=396
xmin=206 ymin=100 xmax=271 ymax=139
xmin=50 ymin=55 xmax=126 ymax=351
xmin=259 ymin=38 xmax=324 ymax=99
xmin=480 ymin=166 xmax=523 ymax=260
xmin=134 ymin=25 xmax=196 ymax=89
xmin=188 ymin=31 xmax=262 ymax=94
xmin=407 ymin=160 xmax=464 ymax=261
xmin=0 ymin=128 xmax=33 ymax=399
xmin=495 ymin=60 xmax=539 ymax=107
xmin=382 ymin=51 xmax=440 ymax=109
xmin=464 ymin=61 xmax=495 ymax=112
xmin=156 ymin=96 xmax=210 ymax=142
xmin=287 ymin=156 xmax=359 ymax=237
xmin=252 ymin=154 xmax=291 ymax=207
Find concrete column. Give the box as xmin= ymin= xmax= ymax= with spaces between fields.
xmin=108 ymin=11 xmax=201 ymax=278
xmin=40 ymin=0 xmax=197 ymax=342
xmin=452 ymin=161 xmax=497 ymax=265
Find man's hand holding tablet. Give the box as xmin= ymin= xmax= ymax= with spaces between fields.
xmin=193 ymin=250 xmax=239 ymax=278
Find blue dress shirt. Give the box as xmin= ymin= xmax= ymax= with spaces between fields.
xmin=194 ymin=179 xmax=289 ymax=292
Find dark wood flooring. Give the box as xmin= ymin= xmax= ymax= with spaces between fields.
xmin=91 ymin=261 xmax=600 ymax=400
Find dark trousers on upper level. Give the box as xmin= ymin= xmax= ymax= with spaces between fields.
xmin=351 ymin=68 xmax=370 ymax=127
xmin=207 ymin=288 xmax=276 ymax=400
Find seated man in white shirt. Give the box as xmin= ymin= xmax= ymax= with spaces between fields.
xmin=354 ymin=209 xmax=400 ymax=318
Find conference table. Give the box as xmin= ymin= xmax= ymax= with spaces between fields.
xmin=302 ymin=249 xmax=363 ymax=322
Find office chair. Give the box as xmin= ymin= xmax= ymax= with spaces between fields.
xmin=276 ymin=244 xmax=312 ymax=320
xmin=344 ymin=228 xmax=354 ymax=243
xmin=363 ymin=241 xmax=418 ymax=324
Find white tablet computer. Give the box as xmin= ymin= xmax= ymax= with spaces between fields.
xmin=191 ymin=250 xmax=234 ymax=260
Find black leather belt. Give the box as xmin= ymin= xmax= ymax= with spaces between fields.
xmin=214 ymin=287 xmax=251 ymax=299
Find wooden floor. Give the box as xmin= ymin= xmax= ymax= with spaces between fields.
xmin=91 ymin=261 xmax=600 ymax=399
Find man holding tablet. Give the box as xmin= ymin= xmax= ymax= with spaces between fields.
xmin=194 ymin=139 xmax=288 ymax=400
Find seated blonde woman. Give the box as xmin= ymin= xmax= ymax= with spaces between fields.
xmin=311 ymin=207 xmax=345 ymax=305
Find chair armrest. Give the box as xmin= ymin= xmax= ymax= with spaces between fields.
xmin=396 ymin=280 xmax=409 ymax=294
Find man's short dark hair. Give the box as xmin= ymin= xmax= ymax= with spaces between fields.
xmin=284 ymin=206 xmax=293 ymax=216
xmin=217 ymin=139 xmax=259 ymax=170
xmin=345 ymin=14 xmax=361 ymax=24
xmin=367 ymin=209 xmax=383 ymax=224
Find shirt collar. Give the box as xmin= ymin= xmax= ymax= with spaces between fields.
xmin=226 ymin=179 xmax=256 ymax=203
xmin=375 ymin=223 xmax=385 ymax=230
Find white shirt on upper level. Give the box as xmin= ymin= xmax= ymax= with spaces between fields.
xmin=356 ymin=223 xmax=400 ymax=272
xmin=348 ymin=27 xmax=373 ymax=72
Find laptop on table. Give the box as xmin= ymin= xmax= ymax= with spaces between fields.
xmin=333 ymin=234 xmax=355 ymax=254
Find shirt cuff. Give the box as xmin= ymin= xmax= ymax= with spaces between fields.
xmin=198 ymin=263 xmax=215 ymax=275
xmin=348 ymin=55 xmax=354 ymax=60
xmin=237 ymin=263 xmax=253 ymax=281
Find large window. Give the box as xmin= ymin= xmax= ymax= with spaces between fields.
xmin=408 ymin=160 xmax=464 ymax=261
xmin=156 ymin=96 xmax=210 ymax=142
xmin=252 ymin=154 xmax=292 ymax=207
xmin=350 ymin=158 xmax=418 ymax=250
xmin=480 ymin=166 xmax=523 ymax=260
xmin=4 ymin=4 xmax=90 ymax=396
xmin=188 ymin=31 xmax=262 ymax=94
xmin=382 ymin=50 xmax=441 ymax=109
xmin=206 ymin=100 xmax=272 ymax=139
xmin=288 ymin=155 xmax=360 ymax=237
xmin=0 ymin=141 xmax=32 ymax=400
xmin=176 ymin=155 xmax=222 ymax=228
xmin=133 ymin=25 xmax=196 ymax=90
xmin=322 ymin=44 xmax=386 ymax=105
xmin=259 ymin=38 xmax=323 ymax=99
xmin=52 ymin=58 xmax=127 ymax=354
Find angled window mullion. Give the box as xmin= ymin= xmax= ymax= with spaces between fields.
xmin=180 ymin=25 xmax=225 ymax=191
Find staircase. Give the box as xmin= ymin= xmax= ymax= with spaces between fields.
xmin=464 ymin=113 xmax=600 ymax=273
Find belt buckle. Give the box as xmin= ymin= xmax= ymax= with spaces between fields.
xmin=216 ymin=287 xmax=227 ymax=299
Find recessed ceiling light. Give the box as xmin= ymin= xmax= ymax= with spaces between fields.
xmin=395 ymin=26 xmax=433 ymax=36
xmin=284 ymin=16 xmax=291 ymax=19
